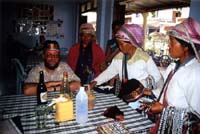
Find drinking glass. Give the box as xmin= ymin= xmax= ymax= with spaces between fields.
xmin=35 ymin=105 xmax=47 ymax=129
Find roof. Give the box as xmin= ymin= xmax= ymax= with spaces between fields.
xmin=117 ymin=0 xmax=190 ymax=14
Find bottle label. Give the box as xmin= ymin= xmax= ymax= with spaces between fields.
xmin=40 ymin=92 xmax=47 ymax=102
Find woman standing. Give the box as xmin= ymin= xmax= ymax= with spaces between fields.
xmin=145 ymin=17 xmax=200 ymax=134
xmin=90 ymin=24 xmax=162 ymax=91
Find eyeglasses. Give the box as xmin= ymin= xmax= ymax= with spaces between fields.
xmin=46 ymin=54 xmax=60 ymax=58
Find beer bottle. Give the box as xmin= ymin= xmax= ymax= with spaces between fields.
xmin=60 ymin=72 xmax=71 ymax=98
xmin=37 ymin=71 xmax=47 ymax=105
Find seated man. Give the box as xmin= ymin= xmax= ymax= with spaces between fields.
xmin=23 ymin=40 xmax=81 ymax=95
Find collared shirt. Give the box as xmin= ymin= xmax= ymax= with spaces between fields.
xmin=25 ymin=62 xmax=80 ymax=83
xmin=163 ymin=58 xmax=200 ymax=114
xmin=94 ymin=48 xmax=162 ymax=88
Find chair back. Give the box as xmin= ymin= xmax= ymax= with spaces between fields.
xmin=11 ymin=58 xmax=27 ymax=94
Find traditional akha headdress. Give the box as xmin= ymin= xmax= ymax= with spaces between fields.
xmin=115 ymin=24 xmax=144 ymax=48
xmin=80 ymin=23 xmax=95 ymax=36
xmin=168 ymin=17 xmax=200 ymax=61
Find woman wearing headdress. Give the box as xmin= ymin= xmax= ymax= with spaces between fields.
xmin=67 ymin=23 xmax=105 ymax=85
xmin=144 ymin=17 xmax=200 ymax=134
xmin=89 ymin=23 xmax=162 ymax=93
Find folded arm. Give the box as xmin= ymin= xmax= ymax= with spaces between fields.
xmin=23 ymin=80 xmax=81 ymax=96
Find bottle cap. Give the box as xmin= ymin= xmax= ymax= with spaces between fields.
xmin=80 ymin=87 xmax=84 ymax=91
xmin=63 ymin=72 xmax=68 ymax=77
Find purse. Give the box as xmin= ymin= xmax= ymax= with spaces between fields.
xmin=118 ymin=78 xmax=144 ymax=103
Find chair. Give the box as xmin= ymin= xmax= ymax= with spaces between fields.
xmin=11 ymin=58 xmax=27 ymax=94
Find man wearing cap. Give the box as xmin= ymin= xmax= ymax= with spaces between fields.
xmin=67 ymin=23 xmax=105 ymax=85
xmin=89 ymin=23 xmax=162 ymax=91
xmin=23 ymin=40 xmax=80 ymax=95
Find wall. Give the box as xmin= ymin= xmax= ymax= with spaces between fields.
xmin=96 ymin=0 xmax=114 ymax=51
xmin=46 ymin=1 xmax=78 ymax=49
xmin=1 ymin=1 xmax=78 ymax=49
xmin=189 ymin=0 xmax=200 ymax=23
xmin=0 ymin=1 xmax=79 ymax=95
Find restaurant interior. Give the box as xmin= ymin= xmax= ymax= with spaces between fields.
xmin=0 ymin=0 xmax=200 ymax=133
xmin=1 ymin=0 xmax=198 ymax=96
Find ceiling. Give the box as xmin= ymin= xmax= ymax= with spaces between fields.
xmin=117 ymin=0 xmax=191 ymax=14
xmin=1 ymin=0 xmax=191 ymax=14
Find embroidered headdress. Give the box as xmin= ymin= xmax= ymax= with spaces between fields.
xmin=80 ymin=23 xmax=95 ymax=36
xmin=168 ymin=17 xmax=200 ymax=61
xmin=115 ymin=24 xmax=144 ymax=48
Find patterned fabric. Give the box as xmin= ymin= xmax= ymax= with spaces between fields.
xmin=115 ymin=24 xmax=144 ymax=48
xmin=80 ymin=23 xmax=95 ymax=35
xmin=168 ymin=17 xmax=200 ymax=60
xmin=25 ymin=62 xmax=80 ymax=83
xmin=0 ymin=92 xmax=154 ymax=134
xmin=114 ymin=48 xmax=149 ymax=63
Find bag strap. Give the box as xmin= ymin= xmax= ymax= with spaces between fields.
xmin=122 ymin=54 xmax=128 ymax=84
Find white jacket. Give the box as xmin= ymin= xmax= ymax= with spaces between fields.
xmin=94 ymin=48 xmax=162 ymax=88
xmin=162 ymin=58 xmax=200 ymax=114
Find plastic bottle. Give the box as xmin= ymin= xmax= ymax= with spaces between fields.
xmin=76 ymin=87 xmax=88 ymax=125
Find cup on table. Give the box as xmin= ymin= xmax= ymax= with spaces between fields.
xmin=88 ymin=94 xmax=96 ymax=110
xmin=84 ymin=84 xmax=96 ymax=110
xmin=35 ymin=105 xmax=47 ymax=129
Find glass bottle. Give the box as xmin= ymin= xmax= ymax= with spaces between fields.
xmin=60 ymin=72 xmax=71 ymax=98
xmin=37 ymin=71 xmax=47 ymax=105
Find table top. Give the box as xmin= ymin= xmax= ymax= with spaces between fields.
xmin=0 ymin=92 xmax=154 ymax=134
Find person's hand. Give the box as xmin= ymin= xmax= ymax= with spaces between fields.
xmin=45 ymin=81 xmax=62 ymax=92
xmin=139 ymin=101 xmax=163 ymax=114
xmin=139 ymin=101 xmax=152 ymax=113
xmin=149 ymin=101 xmax=164 ymax=114
xmin=89 ymin=81 xmax=97 ymax=90
xmin=69 ymin=81 xmax=81 ymax=91
xmin=143 ymin=89 xmax=152 ymax=96
xmin=100 ymin=62 xmax=108 ymax=71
